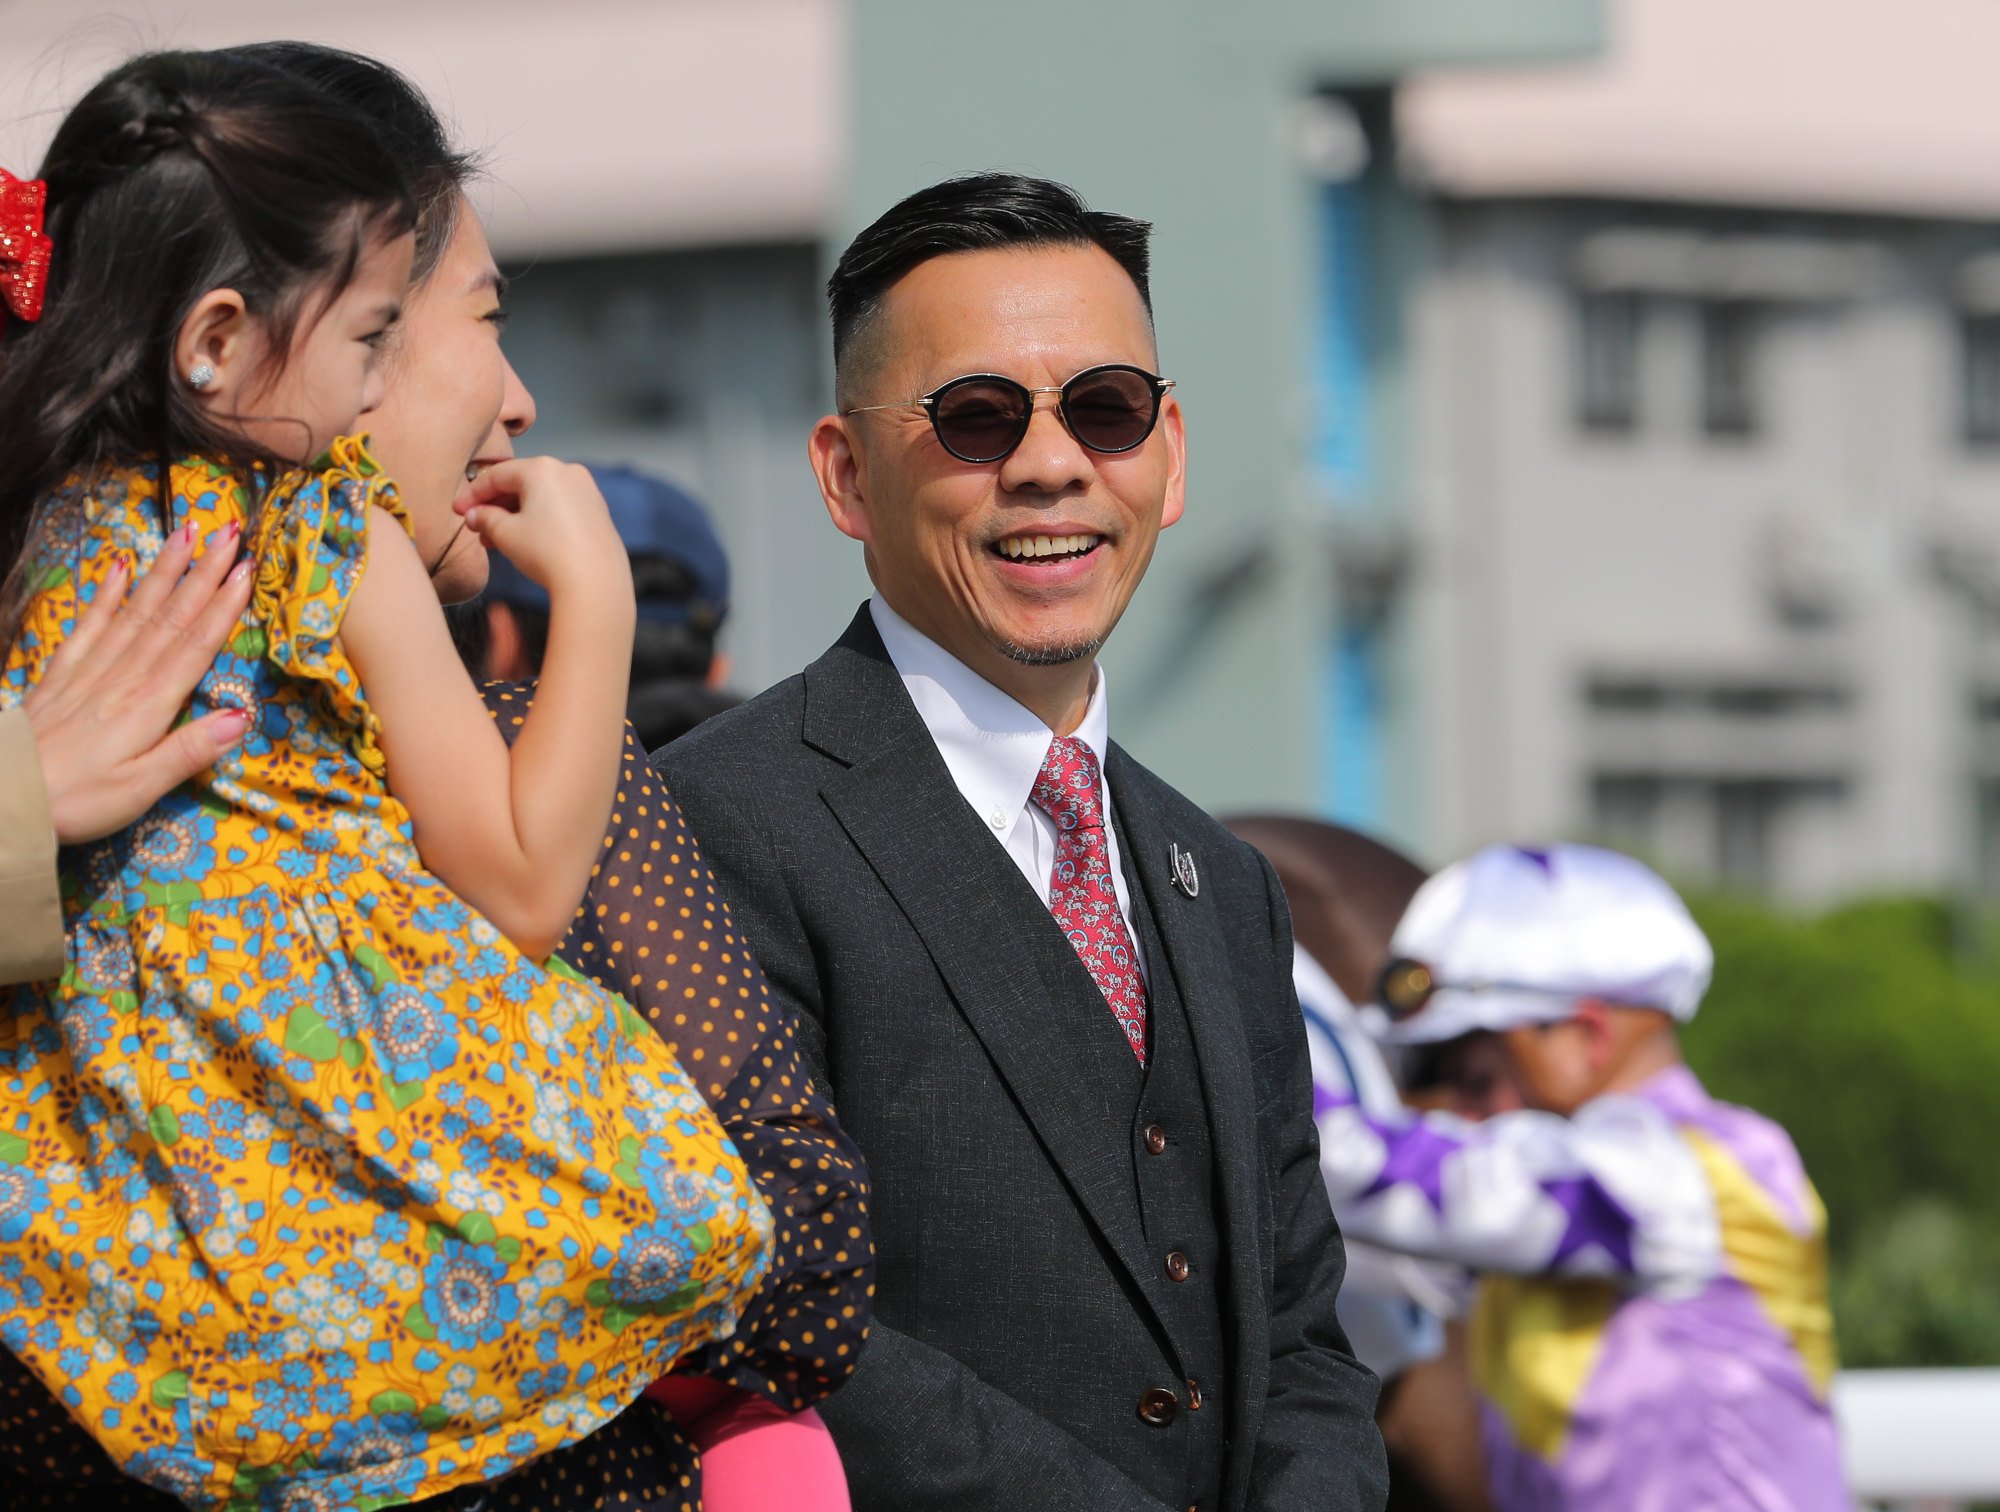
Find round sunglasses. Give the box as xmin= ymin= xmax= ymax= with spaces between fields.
xmin=844 ymin=363 xmax=1175 ymax=464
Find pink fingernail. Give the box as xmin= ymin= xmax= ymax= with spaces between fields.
xmin=214 ymin=709 xmax=251 ymax=742
xmin=226 ymin=561 xmax=252 ymax=584
xmin=180 ymin=520 xmax=198 ymax=546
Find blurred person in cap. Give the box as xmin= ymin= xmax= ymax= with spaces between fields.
xmin=470 ymin=463 xmax=739 ymax=747
xmin=1319 ymin=842 xmax=1847 ymax=1511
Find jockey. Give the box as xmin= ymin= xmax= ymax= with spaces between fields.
xmin=1318 ymin=842 xmax=1848 ymax=1511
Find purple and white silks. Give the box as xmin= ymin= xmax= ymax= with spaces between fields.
xmin=1316 ymin=1065 xmax=1848 ymax=1511
xmin=1295 ymin=949 xmax=1452 ymax=1380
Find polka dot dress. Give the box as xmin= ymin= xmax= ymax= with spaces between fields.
xmin=485 ymin=685 xmax=875 ymax=1420
xmin=0 ymin=692 xmax=874 ymax=1510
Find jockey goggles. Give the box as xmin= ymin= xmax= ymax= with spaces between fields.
xmin=1374 ymin=956 xmax=1656 ymax=1024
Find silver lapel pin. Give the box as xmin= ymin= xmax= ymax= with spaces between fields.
xmin=1170 ymin=843 xmax=1200 ymax=899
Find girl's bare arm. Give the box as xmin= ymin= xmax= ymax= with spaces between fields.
xmin=342 ymin=461 xmax=635 ymax=959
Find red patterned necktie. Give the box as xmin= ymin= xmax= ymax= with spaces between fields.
xmin=1031 ymin=735 xmax=1148 ymax=1064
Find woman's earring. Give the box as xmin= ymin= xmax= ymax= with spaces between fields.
xmin=187 ymin=362 xmax=216 ymax=391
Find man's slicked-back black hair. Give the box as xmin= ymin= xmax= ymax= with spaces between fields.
xmin=827 ymin=172 xmax=1153 ymax=391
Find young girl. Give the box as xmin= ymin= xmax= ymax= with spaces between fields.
xmin=0 ymin=50 xmax=774 ymax=1511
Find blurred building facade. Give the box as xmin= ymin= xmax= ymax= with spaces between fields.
xmin=23 ymin=0 xmax=2000 ymax=902
xmin=0 ymin=0 xmax=1601 ymax=820
xmin=1385 ymin=0 xmax=2000 ymax=902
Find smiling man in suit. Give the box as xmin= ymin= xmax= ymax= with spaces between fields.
xmin=655 ymin=173 xmax=1387 ymax=1512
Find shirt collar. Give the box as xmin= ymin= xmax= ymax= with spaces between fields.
xmin=869 ymin=596 xmax=1113 ymax=832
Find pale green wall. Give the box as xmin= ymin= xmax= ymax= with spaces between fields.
xmin=842 ymin=0 xmax=1601 ymax=816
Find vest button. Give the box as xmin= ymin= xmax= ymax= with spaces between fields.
xmin=1187 ymin=1378 xmax=1205 ymax=1410
xmin=1165 ymin=1250 xmax=1190 ymax=1282
xmin=1137 ymin=1387 xmax=1179 ymax=1426
xmin=1143 ymin=1123 xmax=1167 ymax=1156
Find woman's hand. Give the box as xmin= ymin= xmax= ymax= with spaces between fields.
xmin=455 ymin=458 xmax=634 ymax=611
xmin=26 ymin=521 xmax=254 ymax=843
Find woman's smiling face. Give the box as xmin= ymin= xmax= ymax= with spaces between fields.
xmin=360 ymin=197 xmax=536 ymax=604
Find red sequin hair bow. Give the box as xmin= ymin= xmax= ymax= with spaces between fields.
xmin=0 ymin=167 xmax=53 ymax=329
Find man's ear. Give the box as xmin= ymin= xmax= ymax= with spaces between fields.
xmin=809 ymin=414 xmax=872 ymax=545
xmin=1157 ymin=392 xmax=1187 ymax=531
xmin=173 ymin=288 xmax=257 ymax=403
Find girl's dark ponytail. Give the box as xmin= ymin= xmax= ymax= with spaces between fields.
xmin=0 ymin=49 xmax=416 ymax=622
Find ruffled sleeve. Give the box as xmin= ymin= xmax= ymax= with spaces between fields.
xmin=249 ymin=434 xmax=410 ymax=779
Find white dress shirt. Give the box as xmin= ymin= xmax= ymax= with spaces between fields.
xmin=869 ymin=597 xmax=1147 ymax=981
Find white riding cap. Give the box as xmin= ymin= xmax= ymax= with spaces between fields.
xmin=1375 ymin=843 xmax=1713 ymax=1045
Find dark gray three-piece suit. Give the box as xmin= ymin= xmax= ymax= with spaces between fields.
xmin=656 ymin=607 xmax=1386 ymax=1512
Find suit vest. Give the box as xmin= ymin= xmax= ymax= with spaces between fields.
xmin=1118 ymin=827 xmax=1230 ymax=1512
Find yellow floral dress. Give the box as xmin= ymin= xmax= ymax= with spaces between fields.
xmin=0 ymin=442 xmax=774 ymax=1511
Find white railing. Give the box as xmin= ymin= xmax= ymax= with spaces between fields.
xmin=1838 ymin=1369 xmax=2000 ymax=1507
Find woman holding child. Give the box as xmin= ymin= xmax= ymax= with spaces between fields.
xmin=0 ymin=41 xmax=867 ymax=1512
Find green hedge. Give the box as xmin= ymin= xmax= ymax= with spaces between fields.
xmin=1680 ymin=893 xmax=2000 ymax=1366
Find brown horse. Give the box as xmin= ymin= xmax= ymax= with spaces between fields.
xmin=1223 ymin=815 xmax=1495 ymax=1512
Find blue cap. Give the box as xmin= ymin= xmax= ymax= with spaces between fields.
xmin=482 ymin=464 xmax=730 ymax=630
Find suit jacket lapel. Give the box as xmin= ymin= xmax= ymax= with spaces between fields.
xmin=1107 ymin=746 xmax=1272 ymax=1441
xmin=804 ymin=611 xmax=1173 ymax=1331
